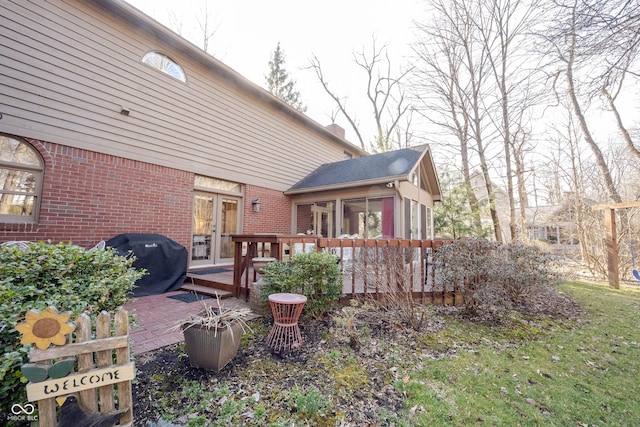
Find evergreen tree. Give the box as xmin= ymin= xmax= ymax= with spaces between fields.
xmin=266 ymin=42 xmax=307 ymax=113
xmin=434 ymin=172 xmax=489 ymax=239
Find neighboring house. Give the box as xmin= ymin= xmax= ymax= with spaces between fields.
xmin=0 ymin=0 xmax=441 ymax=269
xmin=526 ymin=206 xmax=551 ymax=243
xmin=471 ymin=167 xmax=584 ymax=250
xmin=525 ymin=193 xmax=590 ymax=250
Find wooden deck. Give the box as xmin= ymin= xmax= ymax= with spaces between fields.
xmin=182 ymin=259 xmax=447 ymax=303
xmin=182 ymin=266 xmax=403 ymax=299
xmin=185 ymin=237 xmax=465 ymax=306
xmin=182 ymin=268 xmax=240 ymax=298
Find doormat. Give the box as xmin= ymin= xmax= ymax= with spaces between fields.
xmin=167 ymin=293 xmax=213 ymax=303
xmin=189 ymin=268 xmax=231 ymax=275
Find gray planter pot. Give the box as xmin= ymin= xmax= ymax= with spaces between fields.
xmin=181 ymin=321 xmax=243 ymax=371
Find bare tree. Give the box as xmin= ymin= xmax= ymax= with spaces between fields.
xmin=602 ymin=76 xmax=640 ymax=159
xmin=167 ymin=11 xmax=183 ymax=37
xmin=196 ymin=1 xmax=218 ymax=53
xmin=413 ymin=0 xmax=505 ymax=242
xmin=412 ymin=7 xmax=483 ymax=236
xmin=596 ymin=2 xmax=640 ymax=160
xmin=543 ymin=109 xmax=591 ymax=260
xmin=165 ymin=1 xmax=218 ymax=54
xmin=309 ymin=37 xmax=414 ymax=152
xmin=510 ymin=121 xmax=537 ymax=242
xmin=476 ymin=0 xmax=545 ymax=242
xmin=542 ymin=0 xmax=636 ymax=204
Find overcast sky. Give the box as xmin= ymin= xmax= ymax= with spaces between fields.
xmin=124 ymin=0 xmax=425 ymax=144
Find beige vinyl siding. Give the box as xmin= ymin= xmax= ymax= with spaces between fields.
xmin=0 ymin=0 xmax=359 ymax=191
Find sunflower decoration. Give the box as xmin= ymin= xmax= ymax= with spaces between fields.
xmin=16 ymin=306 xmax=75 ymax=350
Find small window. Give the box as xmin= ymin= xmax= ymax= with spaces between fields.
xmin=0 ymin=135 xmax=43 ymax=222
xmin=411 ymin=166 xmax=429 ymax=191
xmin=142 ymin=51 xmax=186 ymax=82
xmin=194 ymin=175 xmax=242 ymax=195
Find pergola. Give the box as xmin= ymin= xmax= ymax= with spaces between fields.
xmin=592 ymin=201 xmax=640 ymax=289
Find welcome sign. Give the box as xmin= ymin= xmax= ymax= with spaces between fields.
xmin=26 ymin=363 xmax=135 ymax=401
xmin=15 ymin=307 xmax=134 ymax=426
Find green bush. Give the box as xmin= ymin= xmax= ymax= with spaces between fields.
xmin=0 ymin=241 xmax=145 ymax=418
xmin=261 ymin=251 xmax=343 ymax=319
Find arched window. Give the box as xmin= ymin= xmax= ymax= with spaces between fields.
xmin=141 ymin=51 xmax=186 ymax=82
xmin=0 ymin=135 xmax=44 ymax=222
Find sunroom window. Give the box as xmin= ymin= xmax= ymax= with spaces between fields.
xmin=142 ymin=51 xmax=186 ymax=82
xmin=0 ymin=135 xmax=43 ymax=222
xmin=342 ymin=197 xmax=394 ymax=239
xmin=295 ymin=202 xmax=335 ymax=237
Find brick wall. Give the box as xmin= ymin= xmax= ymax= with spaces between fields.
xmin=296 ymin=204 xmax=314 ymax=234
xmin=243 ymin=185 xmax=292 ymax=234
xmin=1 ymin=139 xmax=194 ymax=250
xmin=1 ymin=138 xmax=294 ymax=251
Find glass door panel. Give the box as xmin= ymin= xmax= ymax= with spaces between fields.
xmin=343 ymin=199 xmax=366 ymax=237
xmin=219 ymin=198 xmax=239 ymax=261
xmin=314 ymin=202 xmax=334 ymax=237
xmin=192 ymin=193 xmax=215 ymax=264
xmin=192 ymin=193 xmax=241 ymax=265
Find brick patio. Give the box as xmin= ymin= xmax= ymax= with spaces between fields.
xmin=123 ymin=290 xmax=251 ymax=354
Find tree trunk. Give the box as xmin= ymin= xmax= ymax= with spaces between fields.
xmin=565 ymin=11 xmax=622 ymax=204
xmin=602 ymin=86 xmax=640 ymax=160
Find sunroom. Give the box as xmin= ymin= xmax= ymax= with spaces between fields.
xmin=285 ymin=145 xmax=441 ymax=240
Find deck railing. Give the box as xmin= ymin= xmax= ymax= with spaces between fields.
xmin=317 ymin=238 xmax=461 ymax=304
xmin=231 ymin=235 xmax=461 ymax=305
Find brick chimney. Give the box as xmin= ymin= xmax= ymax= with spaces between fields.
xmin=326 ymin=123 xmax=345 ymax=139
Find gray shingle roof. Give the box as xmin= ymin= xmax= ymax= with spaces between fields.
xmin=287 ymin=145 xmax=427 ymax=192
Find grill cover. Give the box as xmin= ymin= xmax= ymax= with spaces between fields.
xmin=106 ymin=233 xmax=187 ymax=297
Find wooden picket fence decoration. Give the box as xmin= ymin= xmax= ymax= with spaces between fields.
xmin=25 ymin=308 xmax=134 ymax=426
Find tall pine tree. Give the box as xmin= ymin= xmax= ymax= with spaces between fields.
xmin=266 ymin=42 xmax=307 ymax=113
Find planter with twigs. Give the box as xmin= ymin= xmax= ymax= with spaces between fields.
xmin=180 ymin=293 xmax=252 ymax=371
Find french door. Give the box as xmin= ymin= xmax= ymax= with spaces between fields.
xmin=191 ymin=192 xmax=240 ymax=266
xmin=313 ymin=203 xmax=333 ymax=237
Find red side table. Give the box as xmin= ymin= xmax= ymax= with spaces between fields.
xmin=266 ymin=293 xmax=307 ymax=353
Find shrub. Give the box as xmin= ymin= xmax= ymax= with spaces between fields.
xmin=0 ymin=241 xmax=145 ymax=418
xmin=433 ymin=238 xmax=561 ymax=313
xmin=261 ymin=251 xmax=342 ymax=319
xmin=493 ymin=242 xmax=561 ymax=311
xmin=433 ymin=238 xmax=501 ymax=310
xmin=354 ymin=246 xmax=428 ymax=331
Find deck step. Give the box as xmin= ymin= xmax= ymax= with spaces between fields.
xmin=180 ymin=283 xmax=233 ymax=298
